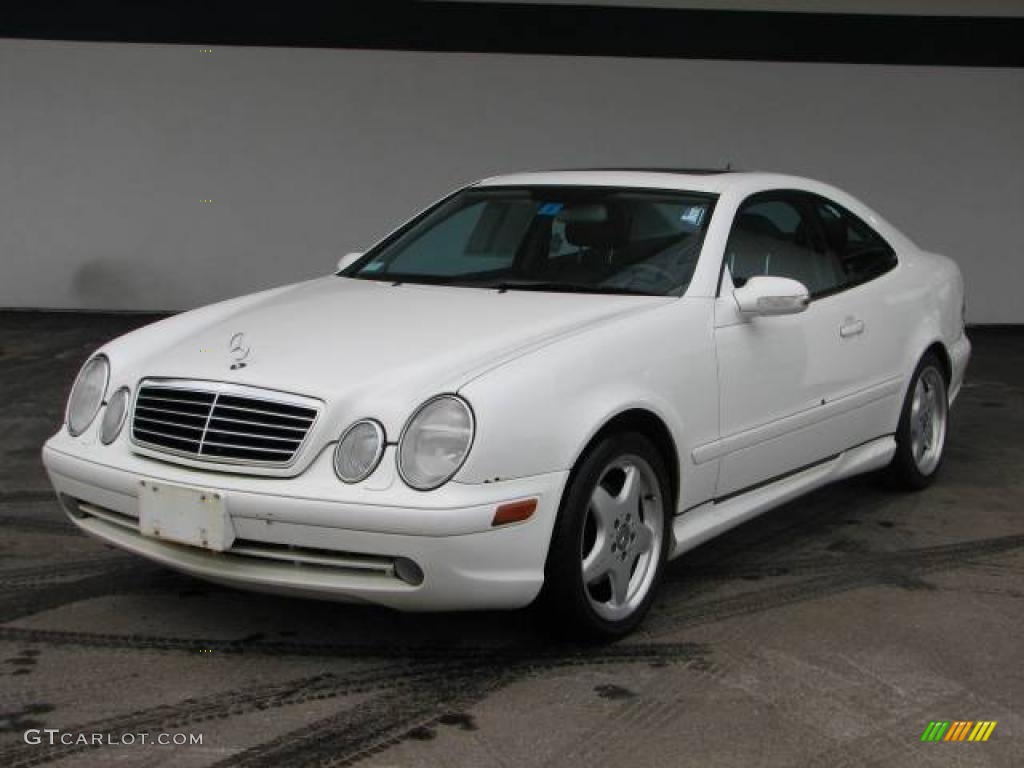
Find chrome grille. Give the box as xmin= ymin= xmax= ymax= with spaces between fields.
xmin=131 ymin=381 xmax=319 ymax=467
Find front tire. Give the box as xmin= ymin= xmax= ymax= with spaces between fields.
xmin=541 ymin=433 xmax=671 ymax=640
xmin=888 ymin=353 xmax=949 ymax=489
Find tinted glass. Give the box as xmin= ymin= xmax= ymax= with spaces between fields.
xmin=345 ymin=187 xmax=715 ymax=296
xmin=813 ymin=197 xmax=897 ymax=286
xmin=725 ymin=195 xmax=846 ymax=296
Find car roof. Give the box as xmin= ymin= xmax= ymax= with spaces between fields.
xmin=472 ymin=169 xmax=912 ymax=254
xmin=474 ymin=169 xmax=814 ymax=195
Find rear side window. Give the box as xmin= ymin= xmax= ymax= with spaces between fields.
xmin=812 ymin=197 xmax=897 ymax=287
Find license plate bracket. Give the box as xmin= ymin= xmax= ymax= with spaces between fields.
xmin=138 ymin=480 xmax=234 ymax=551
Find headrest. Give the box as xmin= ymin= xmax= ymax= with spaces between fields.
xmin=736 ymin=212 xmax=782 ymax=238
xmin=562 ymin=204 xmax=628 ymax=248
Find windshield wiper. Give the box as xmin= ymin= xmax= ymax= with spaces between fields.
xmin=488 ymin=280 xmax=654 ymax=296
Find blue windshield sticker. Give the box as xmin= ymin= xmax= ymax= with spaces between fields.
xmin=680 ymin=206 xmax=706 ymax=225
xmin=363 ymin=262 xmax=385 ymax=272
xmin=538 ymin=202 xmax=564 ymax=216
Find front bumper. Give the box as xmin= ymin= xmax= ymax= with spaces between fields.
xmin=42 ymin=433 xmax=568 ymax=611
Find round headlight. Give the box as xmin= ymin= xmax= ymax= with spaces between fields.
xmin=398 ymin=395 xmax=475 ymax=491
xmin=100 ymin=387 xmax=131 ymax=445
xmin=334 ymin=419 xmax=385 ymax=483
xmin=67 ymin=355 xmax=109 ymax=437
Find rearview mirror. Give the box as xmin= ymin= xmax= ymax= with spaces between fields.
xmin=336 ymin=251 xmax=363 ymax=272
xmin=733 ymin=276 xmax=810 ymax=317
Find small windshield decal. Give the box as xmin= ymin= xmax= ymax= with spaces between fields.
xmin=538 ymin=202 xmax=564 ymax=216
xmin=680 ymin=206 xmax=706 ymax=225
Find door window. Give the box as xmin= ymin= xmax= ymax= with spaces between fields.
xmin=725 ymin=194 xmax=846 ymax=296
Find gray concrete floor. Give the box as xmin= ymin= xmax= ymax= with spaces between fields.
xmin=0 ymin=313 xmax=1021 ymax=768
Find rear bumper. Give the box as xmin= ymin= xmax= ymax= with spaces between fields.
xmin=42 ymin=438 xmax=568 ymax=611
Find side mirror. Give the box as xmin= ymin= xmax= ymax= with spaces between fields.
xmin=733 ymin=276 xmax=810 ymax=317
xmin=336 ymin=251 xmax=363 ymax=273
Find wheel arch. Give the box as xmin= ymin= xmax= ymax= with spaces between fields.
xmin=923 ymin=340 xmax=952 ymax=386
xmin=568 ymin=408 xmax=681 ymax=514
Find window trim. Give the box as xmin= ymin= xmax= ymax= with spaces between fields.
xmin=716 ymin=188 xmax=898 ymax=302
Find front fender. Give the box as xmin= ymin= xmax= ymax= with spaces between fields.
xmin=456 ymin=300 xmax=720 ymax=510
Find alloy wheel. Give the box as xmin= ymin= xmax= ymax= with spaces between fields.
xmin=580 ymin=455 xmax=664 ymax=622
xmin=910 ymin=366 xmax=948 ymax=476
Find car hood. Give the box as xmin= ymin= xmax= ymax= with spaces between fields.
xmin=109 ymin=276 xmax=671 ymax=429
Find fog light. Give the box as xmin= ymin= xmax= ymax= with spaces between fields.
xmin=394 ymin=557 xmax=424 ymax=586
xmin=59 ymin=494 xmax=85 ymax=518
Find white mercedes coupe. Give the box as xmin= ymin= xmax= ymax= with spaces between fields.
xmin=43 ymin=170 xmax=970 ymax=638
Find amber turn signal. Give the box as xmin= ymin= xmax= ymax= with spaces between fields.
xmin=491 ymin=498 xmax=537 ymax=527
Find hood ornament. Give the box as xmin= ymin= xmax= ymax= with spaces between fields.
xmin=229 ymin=332 xmax=251 ymax=370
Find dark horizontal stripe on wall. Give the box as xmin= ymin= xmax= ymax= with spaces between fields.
xmin=1 ymin=1 xmax=1022 ymax=67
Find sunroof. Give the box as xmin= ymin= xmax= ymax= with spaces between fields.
xmin=577 ymin=167 xmax=737 ymax=175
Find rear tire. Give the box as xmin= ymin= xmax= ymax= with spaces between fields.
xmin=541 ymin=432 xmax=672 ymax=641
xmin=887 ymin=353 xmax=949 ymax=490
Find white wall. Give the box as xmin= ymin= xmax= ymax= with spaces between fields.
xmin=1 ymin=40 xmax=1021 ymax=321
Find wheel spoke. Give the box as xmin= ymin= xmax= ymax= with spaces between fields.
xmin=609 ymin=560 xmax=631 ymax=605
xmin=590 ymin=486 xmax=619 ymax=529
xmin=634 ymin=522 xmax=654 ymax=554
xmin=582 ymin=540 xmax=614 ymax=585
xmin=911 ymin=380 xmax=924 ymax=421
xmin=618 ymin=464 xmax=641 ymax=513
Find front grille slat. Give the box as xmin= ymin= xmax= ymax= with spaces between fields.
xmin=202 ymin=440 xmax=294 ymax=456
xmin=201 ymin=444 xmax=294 ymax=462
xmin=132 ymin=381 xmax=320 ymax=468
xmin=137 ymin=395 xmax=216 ymax=410
xmin=133 ymin=414 xmax=206 ymax=433
xmin=217 ymin=393 xmax=316 ymax=419
xmin=138 ymin=392 xmax=216 ymax=404
xmin=135 ymin=404 xmax=210 ymax=423
xmin=206 ymin=414 xmax=307 ymax=436
xmin=138 ymin=387 xmax=216 ymax=401
xmin=211 ymin=404 xmax=315 ymax=428
xmin=133 ymin=427 xmax=202 ymax=453
xmin=134 ymin=425 xmax=201 ymax=444
xmin=203 ymin=426 xmax=303 ymax=445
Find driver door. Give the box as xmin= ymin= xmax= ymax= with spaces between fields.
xmin=710 ymin=191 xmax=864 ymax=497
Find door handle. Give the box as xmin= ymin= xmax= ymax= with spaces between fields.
xmin=840 ymin=318 xmax=865 ymax=338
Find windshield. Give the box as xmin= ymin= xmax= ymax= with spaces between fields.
xmin=343 ymin=186 xmax=716 ymax=296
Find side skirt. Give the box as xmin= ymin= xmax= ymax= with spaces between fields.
xmin=668 ymin=435 xmax=896 ymax=560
